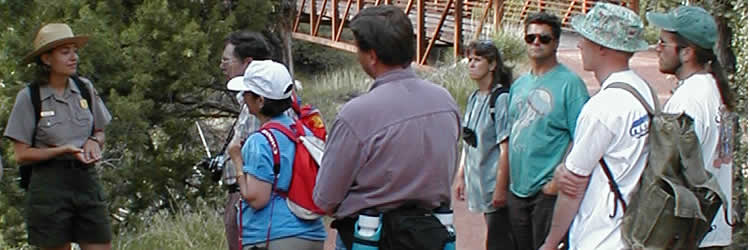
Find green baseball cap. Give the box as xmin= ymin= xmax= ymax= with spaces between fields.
xmin=646 ymin=6 xmax=717 ymax=49
xmin=571 ymin=2 xmax=648 ymax=53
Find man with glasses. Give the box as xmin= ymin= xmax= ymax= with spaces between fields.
xmin=648 ymin=6 xmax=735 ymax=249
xmin=503 ymin=11 xmax=589 ymax=250
xmin=220 ymin=30 xmax=269 ymax=250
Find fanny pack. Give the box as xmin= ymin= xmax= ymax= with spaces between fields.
xmin=334 ymin=205 xmax=453 ymax=250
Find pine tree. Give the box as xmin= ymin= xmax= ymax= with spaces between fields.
xmin=0 ymin=0 xmax=292 ymax=246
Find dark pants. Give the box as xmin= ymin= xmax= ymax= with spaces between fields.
xmin=485 ymin=207 xmax=515 ymax=250
xmin=26 ymin=160 xmax=112 ymax=248
xmin=225 ymin=191 xmax=241 ymax=250
xmin=507 ymin=191 xmax=557 ymax=250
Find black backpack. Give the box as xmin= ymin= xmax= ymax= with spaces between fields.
xmin=18 ymin=75 xmax=94 ymax=190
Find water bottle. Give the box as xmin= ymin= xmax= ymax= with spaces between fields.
xmin=433 ymin=206 xmax=456 ymax=250
xmin=352 ymin=209 xmax=381 ymax=250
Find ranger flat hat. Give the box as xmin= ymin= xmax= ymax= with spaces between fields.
xmin=23 ymin=23 xmax=88 ymax=64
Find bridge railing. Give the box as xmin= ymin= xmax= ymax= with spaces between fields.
xmin=293 ymin=0 xmax=638 ymax=65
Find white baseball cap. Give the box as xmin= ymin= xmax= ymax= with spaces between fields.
xmin=227 ymin=60 xmax=294 ymax=100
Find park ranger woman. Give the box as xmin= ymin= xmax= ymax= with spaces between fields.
xmin=4 ymin=23 xmax=113 ymax=250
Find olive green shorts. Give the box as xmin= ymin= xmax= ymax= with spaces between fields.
xmin=25 ymin=160 xmax=112 ymax=248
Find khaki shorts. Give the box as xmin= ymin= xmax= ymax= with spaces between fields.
xmin=25 ymin=160 xmax=112 ymax=248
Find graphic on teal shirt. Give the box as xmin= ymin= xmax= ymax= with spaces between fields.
xmin=510 ymin=87 xmax=554 ymax=153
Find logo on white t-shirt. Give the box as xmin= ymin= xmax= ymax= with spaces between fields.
xmin=629 ymin=115 xmax=649 ymax=138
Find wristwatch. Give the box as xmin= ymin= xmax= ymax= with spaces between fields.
xmin=88 ymin=136 xmax=102 ymax=146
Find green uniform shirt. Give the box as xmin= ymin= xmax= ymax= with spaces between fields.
xmin=4 ymin=77 xmax=112 ymax=150
xmin=507 ymin=64 xmax=589 ymax=197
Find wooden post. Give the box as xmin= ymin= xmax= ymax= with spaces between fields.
xmin=294 ymin=0 xmax=307 ymax=32
xmin=493 ymin=0 xmax=502 ymax=33
xmin=421 ymin=0 xmax=454 ymax=64
xmin=310 ymin=0 xmax=317 ymax=35
xmin=357 ymin=0 xmax=363 ymax=11
xmin=472 ymin=0 xmax=493 ymax=41
xmin=336 ymin=0 xmax=354 ymax=41
xmin=405 ymin=0 xmax=415 ymax=15
xmin=332 ymin=0 xmax=339 ymax=40
xmin=417 ymin=0 xmax=425 ymax=64
xmin=313 ymin=0 xmax=329 ymax=36
xmin=630 ymin=0 xmax=639 ymax=14
xmin=454 ymin=0 xmax=463 ymax=61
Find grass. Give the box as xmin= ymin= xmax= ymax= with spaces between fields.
xmin=112 ymin=204 xmax=226 ymax=250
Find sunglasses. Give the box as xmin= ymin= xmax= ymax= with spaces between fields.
xmin=524 ymin=34 xmax=554 ymax=44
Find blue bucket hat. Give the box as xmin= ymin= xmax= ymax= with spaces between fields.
xmin=646 ymin=6 xmax=717 ymax=49
xmin=571 ymin=2 xmax=648 ymax=53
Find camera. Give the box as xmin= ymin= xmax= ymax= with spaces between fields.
xmin=198 ymin=153 xmax=238 ymax=189
xmin=462 ymin=126 xmax=478 ymax=148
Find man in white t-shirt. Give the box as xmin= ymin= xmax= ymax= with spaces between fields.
xmin=539 ymin=3 xmax=656 ymax=250
xmin=647 ymin=6 xmax=735 ymax=249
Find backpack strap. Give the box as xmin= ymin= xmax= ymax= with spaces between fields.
xmin=70 ymin=75 xmax=95 ymax=135
xmin=605 ymin=82 xmax=660 ymax=115
xmin=262 ymin=120 xmax=305 ymax=141
xmin=599 ymin=159 xmax=628 ymax=218
xmin=598 ymin=82 xmax=658 ymax=218
xmin=256 ymin=127 xmax=284 ymax=249
xmin=258 ymin=129 xmax=282 ymax=177
xmin=488 ymin=85 xmax=509 ymax=119
xmin=28 ymin=83 xmax=41 ymax=148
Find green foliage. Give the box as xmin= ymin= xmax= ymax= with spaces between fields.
xmin=642 ymin=25 xmax=660 ymax=45
xmin=0 ymin=0 xmax=290 ymax=247
xmin=490 ymin=25 xmax=528 ymax=66
xmin=422 ymin=64 xmax=475 ymax=115
xmin=727 ymin=0 xmax=749 ymax=247
xmin=439 ymin=25 xmax=527 ymax=68
xmin=292 ymin=40 xmax=358 ymax=75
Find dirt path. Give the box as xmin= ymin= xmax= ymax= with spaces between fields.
xmin=322 ymin=35 xmax=674 ymax=250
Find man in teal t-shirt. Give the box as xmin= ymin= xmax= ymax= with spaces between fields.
xmin=503 ymin=12 xmax=589 ymax=250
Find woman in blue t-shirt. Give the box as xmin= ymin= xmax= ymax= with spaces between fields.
xmin=452 ymin=40 xmax=515 ymax=250
xmin=226 ymin=60 xmax=326 ymax=250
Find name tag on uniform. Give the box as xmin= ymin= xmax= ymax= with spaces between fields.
xmin=40 ymin=110 xmax=55 ymax=117
xmin=80 ymin=99 xmax=89 ymax=109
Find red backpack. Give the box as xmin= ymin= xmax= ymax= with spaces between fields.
xmin=258 ymin=119 xmax=326 ymax=220
xmin=291 ymin=90 xmax=327 ymax=141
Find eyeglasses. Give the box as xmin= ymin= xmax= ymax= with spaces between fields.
xmin=220 ymin=57 xmax=239 ymax=65
xmin=657 ymin=39 xmax=684 ymax=49
xmin=524 ymin=34 xmax=554 ymax=44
